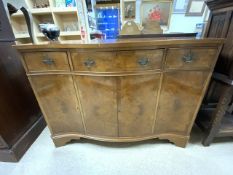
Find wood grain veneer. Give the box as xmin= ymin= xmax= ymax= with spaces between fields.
xmin=15 ymin=39 xmax=224 ymax=148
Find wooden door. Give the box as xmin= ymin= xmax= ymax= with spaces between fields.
xmin=154 ymin=71 xmax=209 ymax=135
xmin=118 ymin=74 xmax=161 ymax=137
xmin=30 ymin=75 xmax=84 ymax=134
xmin=207 ymin=12 xmax=229 ymax=38
xmin=75 ymin=76 xmax=118 ymax=137
xmin=215 ymin=12 xmax=233 ymax=78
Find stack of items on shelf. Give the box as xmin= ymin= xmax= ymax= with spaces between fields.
xmin=8 ymin=0 xmax=82 ymax=44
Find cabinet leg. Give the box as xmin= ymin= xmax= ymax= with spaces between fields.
xmin=202 ymin=136 xmax=212 ymax=147
xmin=202 ymin=86 xmax=233 ymax=146
xmin=52 ymin=136 xmax=80 ymax=147
xmin=169 ymin=137 xmax=189 ymax=148
xmin=159 ymin=135 xmax=189 ymax=148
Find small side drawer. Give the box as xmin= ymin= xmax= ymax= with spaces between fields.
xmin=165 ymin=48 xmax=218 ymax=69
xmin=71 ymin=50 xmax=163 ymax=72
xmin=24 ymin=52 xmax=70 ymax=72
xmin=71 ymin=52 xmax=116 ymax=72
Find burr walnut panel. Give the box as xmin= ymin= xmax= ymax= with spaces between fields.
xmin=154 ymin=71 xmax=209 ymax=135
xmin=75 ymin=76 xmax=118 ymax=137
xmin=118 ymin=74 xmax=161 ymax=137
xmin=15 ymin=39 xmax=223 ymax=147
xmin=29 ymin=75 xmax=84 ymax=135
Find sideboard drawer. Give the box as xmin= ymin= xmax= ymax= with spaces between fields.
xmin=24 ymin=52 xmax=70 ymax=72
xmin=165 ymin=48 xmax=217 ymax=69
xmin=71 ymin=51 xmax=116 ymax=72
xmin=71 ymin=50 xmax=163 ymax=72
xmin=116 ymin=50 xmax=163 ymax=71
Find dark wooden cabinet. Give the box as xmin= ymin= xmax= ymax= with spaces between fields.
xmin=0 ymin=0 xmax=45 ymax=162
xmin=196 ymin=0 xmax=233 ymax=146
xmin=205 ymin=0 xmax=233 ymax=78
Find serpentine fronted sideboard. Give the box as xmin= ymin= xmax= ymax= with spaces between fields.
xmin=15 ymin=39 xmax=224 ymax=147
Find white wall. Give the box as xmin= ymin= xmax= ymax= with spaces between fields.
xmin=165 ymin=13 xmax=206 ymax=33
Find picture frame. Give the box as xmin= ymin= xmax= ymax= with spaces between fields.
xmin=141 ymin=0 xmax=173 ymax=28
xmin=173 ymin=0 xmax=190 ymax=14
xmin=185 ymin=0 xmax=206 ymax=16
xmin=123 ymin=0 xmax=136 ymax=20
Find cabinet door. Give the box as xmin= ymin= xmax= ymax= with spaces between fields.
xmin=118 ymin=74 xmax=161 ymax=137
xmin=207 ymin=12 xmax=228 ymax=38
xmin=75 ymin=76 xmax=118 ymax=137
xmin=215 ymin=13 xmax=233 ymax=78
xmin=30 ymin=75 xmax=84 ymax=134
xmin=154 ymin=71 xmax=209 ymax=135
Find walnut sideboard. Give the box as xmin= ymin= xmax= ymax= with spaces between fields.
xmin=14 ymin=39 xmax=224 ymax=148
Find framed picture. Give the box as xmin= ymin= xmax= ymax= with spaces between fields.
xmin=123 ymin=1 xmax=136 ymax=20
xmin=141 ymin=0 xmax=173 ymax=27
xmin=185 ymin=0 xmax=206 ymax=16
xmin=173 ymin=0 xmax=189 ymax=14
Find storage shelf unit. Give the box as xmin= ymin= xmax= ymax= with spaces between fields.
xmin=8 ymin=0 xmax=81 ymax=44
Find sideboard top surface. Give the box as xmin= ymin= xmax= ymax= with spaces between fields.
xmin=14 ymin=38 xmax=225 ymax=51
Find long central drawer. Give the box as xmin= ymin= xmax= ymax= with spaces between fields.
xmin=71 ymin=50 xmax=164 ymax=72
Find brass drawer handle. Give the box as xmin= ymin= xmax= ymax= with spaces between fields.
xmin=182 ymin=51 xmax=194 ymax=63
xmin=84 ymin=59 xmax=95 ymax=68
xmin=42 ymin=57 xmax=54 ymax=65
xmin=138 ymin=58 xmax=149 ymax=66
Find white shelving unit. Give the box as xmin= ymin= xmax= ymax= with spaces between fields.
xmin=8 ymin=0 xmax=83 ymax=44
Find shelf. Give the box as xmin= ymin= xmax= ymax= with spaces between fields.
xmin=15 ymin=33 xmax=30 ymax=39
xmin=9 ymin=0 xmax=83 ymax=44
xmin=16 ymin=38 xmax=31 ymax=44
xmin=197 ymin=109 xmax=233 ymax=137
xmin=52 ymin=7 xmax=77 ymax=14
xmin=36 ymin=37 xmax=50 ymax=43
xmin=31 ymin=8 xmax=51 ymax=14
xmin=36 ymin=33 xmax=45 ymax=37
xmin=10 ymin=17 xmax=28 ymax=36
xmin=60 ymin=35 xmax=81 ymax=41
xmin=217 ymin=114 xmax=233 ymax=137
xmin=60 ymin=31 xmax=80 ymax=36
xmin=53 ymin=13 xmax=79 ymax=32
xmin=32 ymin=14 xmax=54 ymax=33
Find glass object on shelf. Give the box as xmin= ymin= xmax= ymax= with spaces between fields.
xmin=54 ymin=0 xmax=66 ymax=7
xmin=96 ymin=6 xmax=120 ymax=39
xmin=63 ymin=23 xmax=79 ymax=32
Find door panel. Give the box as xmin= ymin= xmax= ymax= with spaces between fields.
xmin=154 ymin=71 xmax=209 ymax=135
xmin=207 ymin=12 xmax=227 ymax=38
xmin=75 ymin=76 xmax=118 ymax=137
xmin=118 ymin=74 xmax=161 ymax=137
xmin=30 ymin=75 xmax=84 ymax=134
xmin=215 ymin=13 xmax=233 ymax=78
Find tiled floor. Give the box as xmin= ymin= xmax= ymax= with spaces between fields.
xmin=0 ymin=125 xmax=233 ymax=175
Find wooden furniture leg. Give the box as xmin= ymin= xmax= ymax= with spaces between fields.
xmin=52 ymin=135 xmax=80 ymax=147
xmin=203 ymin=85 xmax=233 ymax=146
